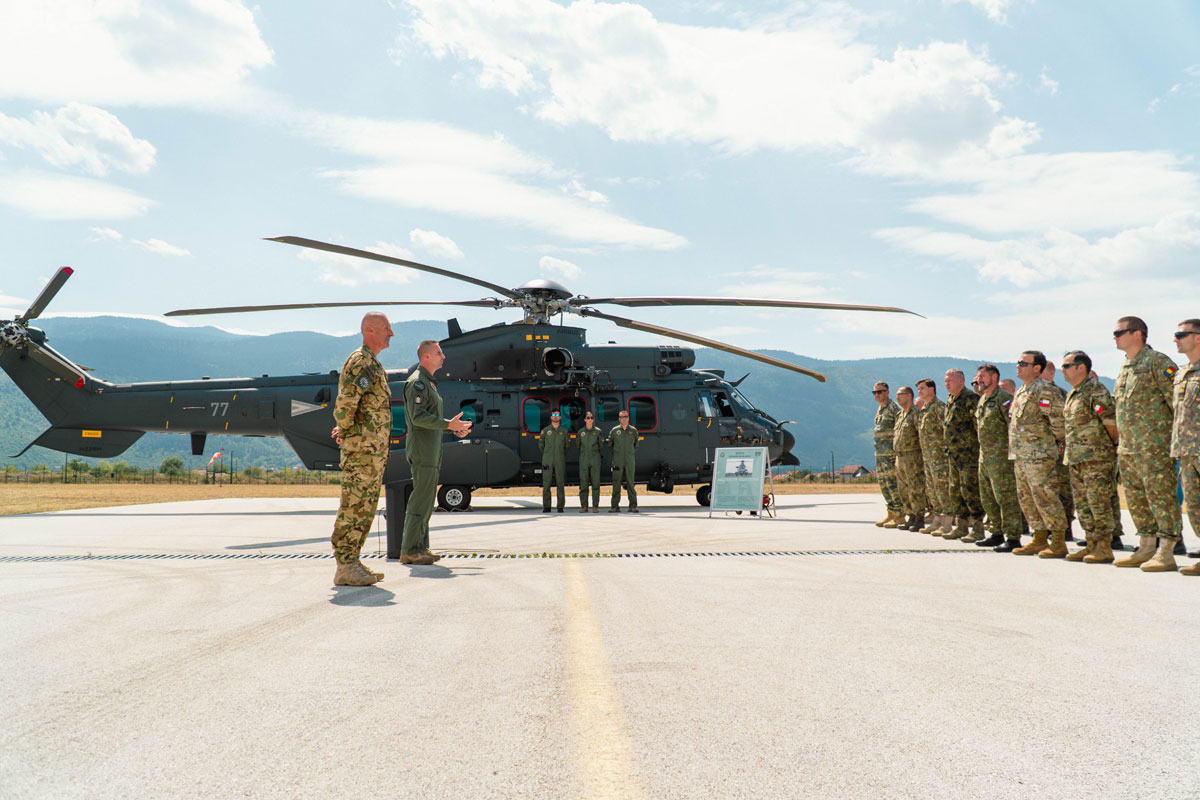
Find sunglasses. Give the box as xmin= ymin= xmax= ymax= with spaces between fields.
xmin=1015 ymin=361 xmax=1034 ymax=368
xmin=872 ymin=389 xmax=887 ymax=395
xmin=1175 ymin=331 xmax=1199 ymax=340
xmin=1112 ymin=329 xmax=1134 ymax=338
xmin=1061 ymin=362 xmax=1082 ymax=369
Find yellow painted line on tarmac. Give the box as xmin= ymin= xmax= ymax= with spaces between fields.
xmin=563 ymin=559 xmax=643 ymax=800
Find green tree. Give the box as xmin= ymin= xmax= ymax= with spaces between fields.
xmin=160 ymin=456 xmax=186 ymax=477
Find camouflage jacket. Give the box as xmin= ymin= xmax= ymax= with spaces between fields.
xmin=608 ymin=425 xmax=640 ymax=463
xmin=873 ymin=400 xmax=899 ymax=456
xmin=538 ymin=425 xmax=569 ymax=466
xmin=917 ymin=397 xmax=948 ymax=463
xmin=403 ymin=365 xmax=448 ymax=467
xmin=333 ymin=346 xmax=392 ymax=454
xmin=1008 ymin=377 xmax=1064 ymax=461
xmin=1171 ymin=361 xmax=1200 ymax=457
xmin=943 ymin=389 xmax=980 ymax=456
xmin=893 ymin=405 xmax=922 ymax=453
xmin=974 ymin=387 xmax=1013 ymax=464
xmin=1115 ymin=345 xmax=1176 ymax=456
xmin=1063 ymin=377 xmax=1117 ymax=465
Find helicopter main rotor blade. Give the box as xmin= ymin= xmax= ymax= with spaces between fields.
xmin=25 ymin=341 xmax=88 ymax=387
xmin=267 ymin=236 xmax=522 ymax=300
xmin=165 ymin=299 xmax=506 ymax=317
xmin=20 ymin=267 xmax=74 ymax=324
xmin=577 ymin=308 xmax=827 ymax=382
xmin=570 ymin=295 xmax=922 ymax=316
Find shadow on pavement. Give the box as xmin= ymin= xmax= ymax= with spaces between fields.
xmin=329 ymin=585 xmax=397 ymax=606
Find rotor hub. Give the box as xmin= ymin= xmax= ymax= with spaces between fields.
xmin=0 ymin=320 xmax=27 ymax=349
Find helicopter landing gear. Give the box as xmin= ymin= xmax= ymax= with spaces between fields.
xmin=696 ymin=484 xmax=711 ymax=507
xmin=437 ymin=484 xmax=472 ymax=512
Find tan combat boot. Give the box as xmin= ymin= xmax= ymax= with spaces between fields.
xmin=961 ymin=516 xmax=984 ymax=543
xmin=875 ymin=511 xmax=891 ymax=527
xmin=1180 ymin=561 xmax=1200 ymax=576
xmin=939 ymin=515 xmax=955 ymax=536
xmin=1038 ymin=531 xmax=1069 ymax=559
xmin=357 ymin=560 xmax=384 ymax=580
xmin=1083 ymin=538 xmax=1115 ymax=564
xmin=399 ymin=552 xmax=436 ymax=565
xmin=351 ymin=561 xmax=383 ymax=583
xmin=919 ymin=515 xmax=940 ymax=534
xmin=1065 ymin=536 xmax=1093 ymax=562
xmin=1140 ymin=538 xmax=1179 ymax=572
xmin=1013 ymin=530 xmax=1049 ymax=556
xmin=882 ymin=510 xmax=902 ymax=529
xmin=943 ymin=517 xmax=968 ymax=540
xmin=1114 ymin=535 xmax=1156 ymax=568
xmin=424 ymin=549 xmax=443 ymax=562
xmin=334 ymin=562 xmax=377 ymax=586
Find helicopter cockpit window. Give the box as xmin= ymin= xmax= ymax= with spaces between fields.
xmin=390 ymin=401 xmax=407 ymax=439
xmin=729 ymin=387 xmax=756 ymax=413
xmin=628 ymin=395 xmax=658 ymax=432
xmin=459 ymin=399 xmax=482 ymax=424
xmin=697 ymin=391 xmax=718 ymax=418
xmin=523 ymin=396 xmax=551 ymax=432
xmin=713 ymin=391 xmax=736 ymax=418
xmin=558 ymin=397 xmax=586 ymax=432
xmin=596 ymin=396 xmax=621 ymax=425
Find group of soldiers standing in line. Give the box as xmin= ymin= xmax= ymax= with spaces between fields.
xmin=872 ymin=316 xmax=1200 ymax=574
xmin=537 ymin=409 xmax=641 ymax=513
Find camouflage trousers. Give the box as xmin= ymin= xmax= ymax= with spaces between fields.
xmin=579 ymin=455 xmax=602 ymax=509
xmin=1014 ymin=457 xmax=1067 ymax=534
xmin=946 ymin=449 xmax=983 ymax=518
xmin=978 ymin=458 xmax=1021 ymax=539
xmin=1182 ymin=456 xmax=1200 ymax=537
xmin=876 ymin=453 xmax=901 ymax=512
xmin=331 ymin=449 xmax=387 ymax=564
xmin=1055 ymin=459 xmax=1075 ymax=524
xmin=1068 ymin=460 xmax=1119 ymax=542
xmin=1118 ymin=452 xmax=1181 ymax=539
xmin=922 ymin=452 xmax=950 ymax=516
xmin=895 ymin=450 xmax=927 ymax=515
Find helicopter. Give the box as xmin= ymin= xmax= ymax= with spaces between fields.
xmin=2 ymin=237 xmax=916 ymax=531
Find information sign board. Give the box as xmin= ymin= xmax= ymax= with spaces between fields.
xmin=710 ymin=447 xmax=769 ymax=514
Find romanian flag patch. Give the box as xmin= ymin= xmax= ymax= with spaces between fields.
xmin=1038 ymin=398 xmax=1051 ymax=408
xmin=1165 ymin=365 xmax=1178 ymax=379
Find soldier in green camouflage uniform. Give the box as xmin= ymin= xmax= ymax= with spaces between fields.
xmin=1042 ymin=362 xmax=1077 ymax=541
xmin=400 ymin=340 xmax=473 ymax=565
xmin=575 ymin=412 xmax=603 ymax=512
xmin=942 ymin=370 xmax=982 ymax=539
xmin=608 ymin=411 xmax=640 ymax=512
xmin=539 ymin=411 xmax=569 ymax=512
xmin=873 ymin=382 xmax=903 ymax=527
xmin=1060 ymin=350 xmax=1120 ymax=563
xmin=1009 ymin=351 xmax=1068 ymax=557
xmin=330 ymin=313 xmax=394 ymax=586
xmin=892 ymin=387 xmax=927 ymax=530
xmin=1172 ymin=320 xmax=1200 ymax=575
xmin=916 ymin=379 xmax=951 ymax=534
xmin=1112 ymin=316 xmax=1181 ymax=572
xmin=973 ymin=364 xmax=1021 ymax=549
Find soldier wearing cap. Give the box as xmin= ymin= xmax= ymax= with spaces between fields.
xmin=872 ymin=382 xmax=903 ymax=528
xmin=1009 ymin=350 xmax=1069 ymax=557
xmin=539 ymin=410 xmax=569 ymax=512
xmin=608 ymin=410 xmax=640 ymax=512
xmin=1172 ymin=319 xmax=1200 ymax=575
xmin=1060 ymin=350 xmax=1121 ymax=563
xmin=329 ymin=312 xmax=393 ymax=586
xmin=575 ymin=410 xmax=603 ymax=512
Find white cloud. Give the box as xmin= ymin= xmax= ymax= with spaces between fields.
xmin=409 ymin=228 xmax=464 ymax=260
xmin=1039 ymin=67 xmax=1059 ymax=96
xmin=88 ymin=226 xmax=124 ymax=242
xmin=87 ymin=226 xmax=190 ymax=256
xmin=718 ymin=267 xmax=842 ymax=302
xmin=539 ymin=255 xmax=582 ymax=280
xmin=0 ymin=103 xmax=156 ymax=177
xmin=562 ymin=179 xmax=608 ymax=204
xmin=0 ymin=0 xmax=273 ymax=108
xmin=0 ymin=169 xmax=152 ymax=219
xmin=295 ymin=240 xmax=418 ymax=287
xmin=946 ymin=0 xmax=1028 ymax=24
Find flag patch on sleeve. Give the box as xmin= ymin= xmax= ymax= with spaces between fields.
xmin=1165 ymin=365 xmax=1178 ymax=379
xmin=1093 ymin=403 xmax=1107 ymax=415
xmin=1038 ymin=398 xmax=1051 ymax=408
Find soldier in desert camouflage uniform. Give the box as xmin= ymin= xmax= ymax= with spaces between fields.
xmin=873 ymin=382 xmax=903 ymax=528
xmin=1172 ymin=320 xmax=1200 ymax=576
xmin=892 ymin=387 xmax=927 ymax=531
xmin=942 ymin=369 xmax=983 ymax=539
xmin=330 ymin=312 xmax=394 ymax=586
xmin=973 ymin=364 xmax=1022 ymax=550
xmin=916 ymin=379 xmax=951 ymax=534
xmin=1112 ymin=316 xmax=1182 ymax=572
xmin=1060 ymin=350 xmax=1121 ymax=564
xmin=1009 ymin=351 xmax=1069 ymax=558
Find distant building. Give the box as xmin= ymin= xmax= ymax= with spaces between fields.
xmin=838 ymin=465 xmax=872 ymax=479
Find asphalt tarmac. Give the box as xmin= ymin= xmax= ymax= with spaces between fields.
xmin=2 ymin=494 xmax=1198 ymax=800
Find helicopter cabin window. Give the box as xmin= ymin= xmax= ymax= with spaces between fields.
xmin=557 ymin=397 xmax=586 ymax=431
xmin=523 ymin=396 xmax=551 ymax=432
xmin=628 ymin=395 xmax=658 ymax=432
xmin=697 ymin=391 xmax=718 ymax=418
xmin=596 ymin=396 xmax=621 ymax=425
xmin=389 ymin=401 xmax=407 ymax=440
xmin=459 ymin=399 xmax=482 ymax=424
xmin=712 ymin=391 xmax=736 ymax=418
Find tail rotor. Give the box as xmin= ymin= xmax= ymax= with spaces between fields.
xmin=1 ymin=267 xmax=89 ymax=387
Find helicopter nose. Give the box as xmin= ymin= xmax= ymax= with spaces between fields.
xmin=770 ymin=427 xmax=799 ymax=467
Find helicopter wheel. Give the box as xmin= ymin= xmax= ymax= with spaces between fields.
xmin=696 ymin=484 xmax=711 ymax=507
xmin=437 ymin=484 xmax=472 ymax=512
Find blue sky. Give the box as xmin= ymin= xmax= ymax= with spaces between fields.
xmin=1 ymin=0 xmax=1198 ymax=377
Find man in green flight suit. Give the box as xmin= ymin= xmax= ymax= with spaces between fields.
xmin=399 ymin=340 xmax=473 ymax=565
xmin=330 ymin=312 xmax=394 ymax=586
xmin=539 ymin=410 xmax=569 ymax=512
xmin=575 ymin=410 xmax=603 ymax=512
xmin=608 ymin=410 xmax=640 ymax=512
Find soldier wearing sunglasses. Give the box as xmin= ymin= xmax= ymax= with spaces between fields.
xmin=1172 ymin=319 xmax=1200 ymax=573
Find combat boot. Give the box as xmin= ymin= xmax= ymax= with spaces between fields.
xmin=1140 ymin=538 xmax=1178 ymax=572
xmin=334 ymin=562 xmax=377 ymax=586
xmin=1114 ymin=535 xmax=1156 ymax=568
xmin=882 ymin=510 xmax=902 ymax=529
xmin=971 ymin=516 xmax=985 ymax=539
xmin=1065 ymin=537 xmax=1093 ymax=562
xmin=356 ymin=560 xmax=384 ymax=580
xmin=909 ymin=513 xmax=926 ymax=531
xmin=1013 ymin=530 xmax=1049 ymax=556
xmin=943 ymin=517 xmax=968 ymax=540
xmin=351 ymin=561 xmax=383 ymax=583
xmin=1038 ymin=531 xmax=1069 ymax=559
xmin=423 ymin=549 xmax=442 ymax=562
xmin=939 ymin=515 xmax=955 ymax=536
xmin=976 ymin=533 xmax=1004 ymax=548
xmin=1180 ymin=561 xmax=1200 ymax=576
xmin=399 ymin=552 xmax=436 ymax=565
xmin=875 ymin=511 xmax=891 ymax=527
xmin=1083 ymin=539 xmax=1115 ymax=564
xmin=919 ymin=515 xmax=939 ymax=534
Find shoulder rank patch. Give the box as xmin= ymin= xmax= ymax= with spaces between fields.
xmin=413 ymin=395 xmax=422 ymax=404
xmin=1093 ymin=403 xmax=1106 ymax=415
xmin=1038 ymin=398 xmax=1051 ymax=408
xmin=414 ymin=380 xmax=426 ymax=391
xmin=1165 ymin=365 xmax=1178 ymax=379
xmin=357 ymin=376 xmax=370 ymax=390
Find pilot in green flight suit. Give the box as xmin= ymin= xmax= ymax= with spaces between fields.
xmin=608 ymin=411 xmax=640 ymax=512
xmin=575 ymin=411 xmax=603 ymax=512
xmin=539 ymin=411 xmax=569 ymax=512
